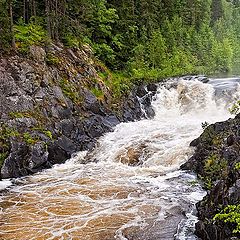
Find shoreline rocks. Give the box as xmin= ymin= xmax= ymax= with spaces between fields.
xmin=181 ymin=115 xmax=240 ymax=240
xmin=0 ymin=46 xmax=157 ymax=179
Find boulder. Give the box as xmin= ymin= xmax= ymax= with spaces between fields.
xmin=0 ymin=48 xmax=156 ymax=179
xmin=181 ymin=115 xmax=240 ymax=239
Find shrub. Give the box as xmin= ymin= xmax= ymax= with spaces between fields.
xmin=0 ymin=152 xmax=8 ymax=168
xmin=23 ymin=132 xmax=39 ymax=145
xmin=229 ymin=100 xmax=240 ymax=115
xmin=90 ymin=87 xmax=104 ymax=99
xmin=59 ymin=78 xmax=82 ymax=104
xmin=214 ymin=205 xmax=240 ymax=234
xmin=46 ymin=53 xmax=61 ymax=66
xmin=14 ymin=18 xmax=47 ymax=53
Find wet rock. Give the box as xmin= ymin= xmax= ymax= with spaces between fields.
xmin=82 ymin=88 xmax=106 ymax=115
xmin=104 ymin=115 xmax=120 ymax=127
xmin=55 ymin=119 xmax=76 ymax=137
xmin=227 ymin=134 xmax=235 ymax=146
xmin=27 ymin=142 xmax=49 ymax=170
xmin=77 ymin=134 xmax=95 ymax=151
xmin=136 ymin=85 xmax=148 ymax=98
xmin=190 ymin=138 xmax=200 ymax=147
xmin=145 ymin=106 xmax=155 ymax=118
xmin=222 ymin=147 xmax=237 ymax=161
xmin=0 ymin=47 xmax=156 ymax=179
xmin=122 ymin=93 xmax=143 ymax=121
xmin=117 ymin=144 xmax=147 ymax=166
xmin=84 ymin=115 xmax=113 ymax=139
xmin=198 ymin=76 xmax=209 ymax=83
xmin=1 ymin=141 xmax=29 ymax=178
xmin=182 ymin=114 xmax=240 ymax=240
xmin=147 ymin=83 xmax=158 ymax=92
xmin=47 ymin=136 xmax=77 ymax=165
xmin=122 ymin=211 xmax=185 ymax=240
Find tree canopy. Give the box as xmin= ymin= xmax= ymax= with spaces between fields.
xmin=1 ymin=0 xmax=240 ymax=79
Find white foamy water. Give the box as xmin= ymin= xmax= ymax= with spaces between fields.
xmin=0 ymin=78 xmax=239 ymax=240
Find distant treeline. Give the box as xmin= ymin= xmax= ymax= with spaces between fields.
xmin=1 ymin=0 xmax=240 ymax=79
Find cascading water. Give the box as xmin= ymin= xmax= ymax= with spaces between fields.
xmin=1 ymin=77 xmax=240 ymax=240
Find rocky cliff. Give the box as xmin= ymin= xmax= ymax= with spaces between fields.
xmin=182 ymin=115 xmax=240 ymax=240
xmin=0 ymin=45 xmax=156 ymax=179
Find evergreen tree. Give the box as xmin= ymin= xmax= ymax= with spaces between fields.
xmin=0 ymin=0 xmax=239 ymax=78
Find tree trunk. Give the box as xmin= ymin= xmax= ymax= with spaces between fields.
xmin=23 ymin=0 xmax=30 ymax=23
xmin=45 ymin=0 xmax=52 ymax=39
xmin=23 ymin=0 xmax=25 ymax=22
xmin=9 ymin=0 xmax=15 ymax=50
xmin=54 ymin=0 xmax=59 ymax=42
xmin=30 ymin=0 xmax=37 ymax=19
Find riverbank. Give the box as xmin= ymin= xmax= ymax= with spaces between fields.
xmin=182 ymin=114 xmax=240 ymax=239
xmin=0 ymin=45 xmax=157 ymax=179
xmin=1 ymin=77 xmax=217 ymax=240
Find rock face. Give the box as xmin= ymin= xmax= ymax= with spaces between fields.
xmin=0 ymin=45 xmax=157 ymax=179
xmin=181 ymin=115 xmax=240 ymax=240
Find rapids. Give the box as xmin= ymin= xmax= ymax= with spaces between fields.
xmin=1 ymin=77 xmax=240 ymax=240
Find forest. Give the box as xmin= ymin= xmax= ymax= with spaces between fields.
xmin=1 ymin=2 xmax=240 ymax=239
xmin=1 ymin=0 xmax=240 ymax=81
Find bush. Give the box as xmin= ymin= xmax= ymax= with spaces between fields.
xmin=62 ymin=34 xmax=80 ymax=48
xmin=0 ymin=152 xmax=8 ymax=168
xmin=214 ymin=205 xmax=240 ymax=234
xmin=46 ymin=53 xmax=61 ymax=66
xmin=229 ymin=100 xmax=240 ymax=115
xmin=14 ymin=18 xmax=47 ymax=53
xmin=90 ymin=87 xmax=104 ymax=99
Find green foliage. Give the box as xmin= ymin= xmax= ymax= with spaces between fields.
xmin=1 ymin=0 xmax=240 ymax=91
xmin=91 ymin=0 xmax=120 ymax=67
xmin=200 ymin=124 xmax=216 ymax=144
xmin=59 ymin=78 xmax=82 ymax=105
xmin=214 ymin=205 xmax=240 ymax=233
xmin=148 ymin=31 xmax=167 ymax=69
xmin=43 ymin=130 xmax=53 ymax=140
xmin=31 ymin=127 xmax=53 ymax=140
xmin=212 ymin=37 xmax=234 ymax=72
xmin=0 ymin=126 xmax=19 ymax=167
xmin=9 ymin=111 xmax=32 ymax=119
xmin=14 ymin=18 xmax=47 ymax=53
xmin=235 ymin=162 xmax=240 ymax=171
xmin=62 ymin=34 xmax=80 ymax=48
xmin=93 ymin=43 xmax=115 ymax=65
xmin=90 ymin=87 xmax=104 ymax=99
xmin=0 ymin=0 xmax=11 ymax=50
xmin=229 ymin=100 xmax=240 ymax=115
xmin=0 ymin=152 xmax=8 ymax=168
xmin=0 ymin=127 xmax=20 ymax=139
xmin=46 ymin=53 xmax=61 ymax=66
xmin=111 ymin=72 xmax=133 ymax=99
xmin=203 ymin=153 xmax=228 ymax=189
xmin=23 ymin=132 xmax=39 ymax=145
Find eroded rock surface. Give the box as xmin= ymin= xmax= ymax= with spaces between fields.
xmin=181 ymin=114 xmax=240 ymax=240
xmin=0 ymin=46 xmax=157 ymax=179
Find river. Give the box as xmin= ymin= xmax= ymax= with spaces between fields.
xmin=0 ymin=77 xmax=240 ymax=240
